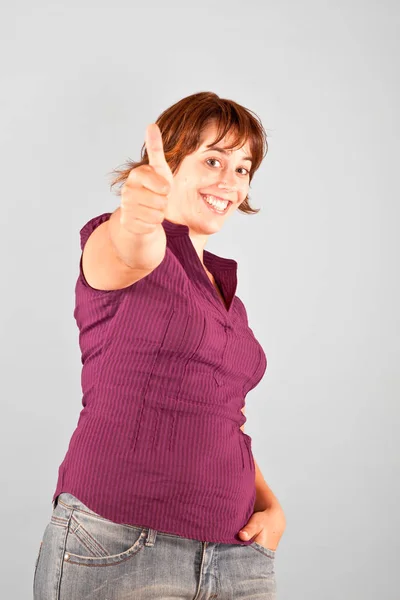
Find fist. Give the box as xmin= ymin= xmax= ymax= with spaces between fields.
xmin=120 ymin=123 xmax=173 ymax=235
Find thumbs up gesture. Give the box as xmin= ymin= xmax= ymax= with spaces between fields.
xmin=120 ymin=123 xmax=173 ymax=235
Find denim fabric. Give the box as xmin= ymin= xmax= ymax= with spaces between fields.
xmin=33 ymin=492 xmax=277 ymax=599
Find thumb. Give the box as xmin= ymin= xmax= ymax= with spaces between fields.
xmin=145 ymin=123 xmax=173 ymax=184
xmin=239 ymin=514 xmax=259 ymax=540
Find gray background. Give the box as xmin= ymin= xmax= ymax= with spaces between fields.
xmin=1 ymin=1 xmax=399 ymax=598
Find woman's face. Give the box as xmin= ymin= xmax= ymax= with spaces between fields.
xmin=164 ymin=120 xmax=252 ymax=235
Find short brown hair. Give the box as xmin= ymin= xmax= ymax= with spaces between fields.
xmin=108 ymin=91 xmax=268 ymax=215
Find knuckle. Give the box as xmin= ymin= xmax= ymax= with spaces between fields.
xmin=124 ymin=172 xmax=137 ymax=188
xmin=127 ymin=168 xmax=139 ymax=183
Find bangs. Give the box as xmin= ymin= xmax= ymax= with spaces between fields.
xmin=199 ymin=110 xmax=261 ymax=165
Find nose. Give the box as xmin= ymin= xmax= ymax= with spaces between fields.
xmin=217 ymin=170 xmax=237 ymax=191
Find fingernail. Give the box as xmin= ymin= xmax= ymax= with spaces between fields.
xmin=240 ymin=530 xmax=249 ymax=539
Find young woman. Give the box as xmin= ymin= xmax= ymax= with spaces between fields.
xmin=33 ymin=91 xmax=286 ymax=599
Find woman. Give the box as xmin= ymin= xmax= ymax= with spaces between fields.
xmin=33 ymin=91 xmax=286 ymax=599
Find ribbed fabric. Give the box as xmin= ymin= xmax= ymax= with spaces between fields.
xmin=52 ymin=212 xmax=267 ymax=545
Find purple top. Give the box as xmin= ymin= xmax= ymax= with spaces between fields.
xmin=52 ymin=212 xmax=267 ymax=545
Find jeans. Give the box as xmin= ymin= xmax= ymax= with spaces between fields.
xmin=33 ymin=492 xmax=277 ymax=599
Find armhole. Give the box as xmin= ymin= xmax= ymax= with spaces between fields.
xmin=77 ymin=212 xmax=171 ymax=294
xmin=78 ymin=212 xmax=119 ymax=294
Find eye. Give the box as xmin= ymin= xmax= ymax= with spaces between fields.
xmin=206 ymin=158 xmax=221 ymax=168
xmin=205 ymin=158 xmax=250 ymax=176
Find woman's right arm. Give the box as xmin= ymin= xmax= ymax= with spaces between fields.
xmin=81 ymin=123 xmax=173 ymax=292
xmin=81 ymin=209 xmax=167 ymax=291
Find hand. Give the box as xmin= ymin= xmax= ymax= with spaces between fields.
xmin=120 ymin=123 xmax=173 ymax=235
xmin=239 ymin=504 xmax=286 ymax=551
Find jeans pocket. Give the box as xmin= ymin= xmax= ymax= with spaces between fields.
xmin=250 ymin=540 xmax=276 ymax=559
xmin=63 ymin=505 xmax=147 ymax=566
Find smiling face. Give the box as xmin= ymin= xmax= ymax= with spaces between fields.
xmin=164 ymin=120 xmax=252 ymax=235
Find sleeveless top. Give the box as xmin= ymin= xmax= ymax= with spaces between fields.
xmin=52 ymin=212 xmax=267 ymax=545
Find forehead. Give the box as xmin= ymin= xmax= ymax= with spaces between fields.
xmin=199 ymin=121 xmax=251 ymax=155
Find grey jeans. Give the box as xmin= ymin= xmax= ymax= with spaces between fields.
xmin=33 ymin=492 xmax=277 ymax=599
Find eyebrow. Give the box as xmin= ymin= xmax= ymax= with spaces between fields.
xmin=202 ymin=145 xmax=252 ymax=163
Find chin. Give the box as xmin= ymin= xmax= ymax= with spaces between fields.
xmin=198 ymin=217 xmax=224 ymax=233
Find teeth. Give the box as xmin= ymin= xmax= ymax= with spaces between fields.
xmin=202 ymin=195 xmax=228 ymax=210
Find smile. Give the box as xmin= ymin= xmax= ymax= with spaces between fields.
xmin=200 ymin=194 xmax=232 ymax=214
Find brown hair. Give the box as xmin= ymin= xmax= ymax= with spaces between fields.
xmin=108 ymin=91 xmax=268 ymax=215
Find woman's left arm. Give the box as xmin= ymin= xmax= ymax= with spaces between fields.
xmin=239 ymin=407 xmax=286 ymax=547
xmin=240 ymin=407 xmax=282 ymax=510
xmin=253 ymin=458 xmax=281 ymax=512
xmin=238 ymin=457 xmax=287 ymax=548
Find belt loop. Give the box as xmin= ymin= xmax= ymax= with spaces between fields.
xmin=144 ymin=528 xmax=157 ymax=547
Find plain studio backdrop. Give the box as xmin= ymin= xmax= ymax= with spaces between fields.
xmin=1 ymin=1 xmax=398 ymax=598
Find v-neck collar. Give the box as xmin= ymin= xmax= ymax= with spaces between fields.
xmin=162 ymin=218 xmax=238 ymax=320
